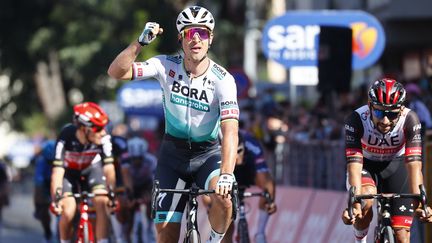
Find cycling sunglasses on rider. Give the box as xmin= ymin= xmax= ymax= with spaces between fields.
xmin=90 ymin=125 xmax=104 ymax=133
xmin=181 ymin=27 xmax=210 ymax=41
xmin=372 ymin=107 xmax=400 ymax=120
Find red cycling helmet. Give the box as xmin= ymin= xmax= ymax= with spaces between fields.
xmin=73 ymin=102 xmax=109 ymax=132
xmin=368 ymin=78 xmax=406 ymax=108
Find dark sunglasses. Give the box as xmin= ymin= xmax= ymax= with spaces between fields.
xmin=237 ymin=147 xmax=244 ymax=154
xmin=372 ymin=108 xmax=400 ymax=120
xmin=181 ymin=27 xmax=210 ymax=41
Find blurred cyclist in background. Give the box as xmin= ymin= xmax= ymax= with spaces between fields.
xmin=33 ymin=140 xmax=56 ymax=243
xmin=50 ymin=102 xmax=115 ymax=243
xmin=341 ymin=79 xmax=432 ymax=243
xmin=125 ymin=136 xmax=157 ymax=243
xmin=405 ymin=82 xmax=432 ymax=132
xmin=110 ymin=133 xmax=130 ymax=243
xmin=107 ymin=5 xmax=239 ymax=243
xmin=203 ymin=130 xmax=277 ymax=243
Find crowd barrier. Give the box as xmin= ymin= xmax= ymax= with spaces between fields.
xmin=272 ymin=140 xmax=346 ymax=191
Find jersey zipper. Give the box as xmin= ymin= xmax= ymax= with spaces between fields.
xmin=187 ymin=76 xmax=192 ymax=149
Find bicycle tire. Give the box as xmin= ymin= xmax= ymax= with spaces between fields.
xmin=381 ymin=226 xmax=395 ymax=243
xmin=237 ymin=219 xmax=250 ymax=243
xmin=83 ymin=222 xmax=90 ymax=243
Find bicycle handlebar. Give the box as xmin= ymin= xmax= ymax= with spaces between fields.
xmin=243 ymin=190 xmax=273 ymax=204
xmin=151 ymin=180 xmax=239 ymax=220
xmin=347 ymin=184 xmax=429 ymax=220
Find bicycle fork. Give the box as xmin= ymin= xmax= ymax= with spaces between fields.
xmin=183 ymin=196 xmax=201 ymax=243
xmin=77 ymin=199 xmax=94 ymax=243
xmin=374 ymin=200 xmax=393 ymax=243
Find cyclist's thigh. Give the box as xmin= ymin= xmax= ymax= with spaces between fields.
xmin=346 ymin=167 xmax=377 ymax=192
xmin=194 ymin=147 xmax=221 ymax=190
xmin=381 ymin=158 xmax=414 ymax=229
xmin=85 ymin=161 xmax=107 ymax=192
xmin=154 ymin=142 xmax=190 ymax=224
xmin=61 ymin=172 xmax=78 ymax=212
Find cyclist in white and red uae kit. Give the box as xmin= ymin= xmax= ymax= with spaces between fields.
xmin=108 ymin=6 xmax=239 ymax=243
xmin=50 ymin=102 xmax=116 ymax=243
xmin=341 ymin=79 xmax=432 ymax=243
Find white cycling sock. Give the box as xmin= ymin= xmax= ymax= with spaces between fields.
xmin=97 ymin=239 xmax=109 ymax=243
xmin=353 ymin=227 xmax=368 ymax=243
xmin=206 ymin=228 xmax=225 ymax=243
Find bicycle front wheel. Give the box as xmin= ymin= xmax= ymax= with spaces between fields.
xmin=237 ymin=219 xmax=250 ymax=243
xmin=381 ymin=226 xmax=395 ymax=243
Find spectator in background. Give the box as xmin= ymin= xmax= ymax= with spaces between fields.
xmin=405 ymin=82 xmax=432 ymax=131
xmin=0 ymin=157 xmax=10 ymax=235
xmin=33 ymin=140 xmax=56 ymax=243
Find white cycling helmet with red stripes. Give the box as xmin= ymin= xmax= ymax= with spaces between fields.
xmin=73 ymin=102 xmax=109 ymax=131
xmin=368 ymin=78 xmax=406 ymax=109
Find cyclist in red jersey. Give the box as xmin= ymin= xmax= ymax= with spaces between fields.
xmin=50 ymin=102 xmax=116 ymax=243
xmin=341 ymin=79 xmax=432 ymax=243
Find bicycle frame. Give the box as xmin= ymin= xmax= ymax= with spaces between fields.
xmin=76 ymin=192 xmax=94 ymax=243
xmin=55 ymin=189 xmax=115 ymax=243
xmin=348 ymin=184 xmax=428 ymax=243
xmin=151 ymin=180 xmax=238 ymax=243
xmin=236 ymin=187 xmax=272 ymax=243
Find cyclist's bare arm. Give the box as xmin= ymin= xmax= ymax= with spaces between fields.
xmin=107 ymin=41 xmax=141 ymax=80
xmin=121 ymin=166 xmax=133 ymax=193
xmin=342 ymin=162 xmax=363 ymax=224
xmin=50 ymin=166 xmax=65 ymax=198
xmin=107 ymin=23 xmax=163 ymax=80
xmin=219 ymin=120 xmax=238 ymax=176
xmin=347 ymin=163 xmax=363 ymax=195
xmin=406 ymin=160 xmax=432 ymax=222
xmin=255 ymin=171 xmax=277 ymax=214
xmin=103 ymin=163 xmax=116 ymax=190
xmin=406 ymin=162 xmax=423 ymax=194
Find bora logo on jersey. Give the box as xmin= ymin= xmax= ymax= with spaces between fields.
xmin=171 ymin=81 xmax=210 ymax=112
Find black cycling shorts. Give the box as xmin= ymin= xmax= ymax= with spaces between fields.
xmin=153 ymin=135 xmax=221 ymax=224
xmin=62 ymin=161 xmax=106 ymax=194
xmin=360 ymin=157 xmax=415 ymax=228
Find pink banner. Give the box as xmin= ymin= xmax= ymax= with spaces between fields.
xmin=175 ymin=186 xmax=372 ymax=243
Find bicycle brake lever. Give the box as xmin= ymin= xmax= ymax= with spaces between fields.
xmin=231 ymin=182 xmax=239 ymax=220
xmin=263 ymin=190 xmax=272 ymax=205
xmin=348 ymin=186 xmax=356 ymax=219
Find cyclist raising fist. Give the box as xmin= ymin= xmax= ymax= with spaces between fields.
xmin=341 ymin=79 xmax=432 ymax=243
xmin=108 ymin=5 xmax=239 ymax=243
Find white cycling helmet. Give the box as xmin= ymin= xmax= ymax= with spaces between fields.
xmin=127 ymin=137 xmax=149 ymax=158
xmin=176 ymin=5 xmax=215 ymax=32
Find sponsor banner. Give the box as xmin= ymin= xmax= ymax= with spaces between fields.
xmin=261 ymin=10 xmax=386 ymax=70
xmin=117 ymin=80 xmax=164 ymax=117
